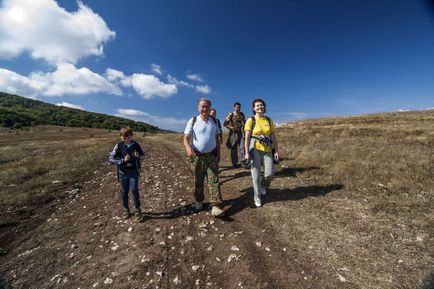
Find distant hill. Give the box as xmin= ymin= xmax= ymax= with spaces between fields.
xmin=0 ymin=92 xmax=159 ymax=132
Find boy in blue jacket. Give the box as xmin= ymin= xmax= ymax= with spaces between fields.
xmin=109 ymin=127 xmax=145 ymax=220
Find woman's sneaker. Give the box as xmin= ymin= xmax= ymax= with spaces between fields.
xmin=211 ymin=206 xmax=225 ymax=217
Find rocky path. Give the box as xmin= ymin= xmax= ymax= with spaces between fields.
xmin=1 ymin=138 xmax=338 ymax=289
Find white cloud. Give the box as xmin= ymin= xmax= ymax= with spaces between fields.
xmin=186 ymin=73 xmax=204 ymax=82
xmin=56 ymin=102 xmax=84 ymax=110
xmin=105 ymin=68 xmax=177 ymax=99
xmin=195 ymin=84 xmax=211 ymax=94
xmin=151 ymin=63 xmax=162 ymax=75
xmin=167 ymin=74 xmax=194 ymax=88
xmin=0 ymin=68 xmax=42 ymax=98
xmin=116 ymin=108 xmax=187 ymax=131
xmin=42 ymin=63 xmax=122 ymax=96
xmin=129 ymin=74 xmax=177 ymax=99
xmin=117 ymin=108 xmax=150 ymax=117
xmin=0 ymin=0 xmax=115 ymax=64
xmin=0 ymin=63 xmax=122 ymax=97
xmin=105 ymin=68 xmax=126 ymax=82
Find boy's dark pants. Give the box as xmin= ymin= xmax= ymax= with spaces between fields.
xmin=119 ymin=169 xmax=141 ymax=211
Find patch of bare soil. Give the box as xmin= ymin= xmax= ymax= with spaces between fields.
xmin=0 ymin=135 xmax=432 ymax=289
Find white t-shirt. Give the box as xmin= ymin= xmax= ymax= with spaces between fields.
xmin=184 ymin=116 xmax=219 ymax=153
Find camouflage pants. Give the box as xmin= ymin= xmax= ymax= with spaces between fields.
xmin=190 ymin=153 xmax=222 ymax=205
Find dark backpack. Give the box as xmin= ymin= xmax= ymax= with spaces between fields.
xmin=115 ymin=141 xmax=142 ymax=168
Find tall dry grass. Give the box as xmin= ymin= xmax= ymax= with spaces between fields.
xmin=273 ymin=110 xmax=433 ymax=288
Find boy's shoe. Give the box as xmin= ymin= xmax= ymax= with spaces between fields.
xmin=135 ymin=209 xmax=143 ymax=221
xmin=195 ymin=202 xmax=203 ymax=211
xmin=254 ymin=200 xmax=262 ymax=208
xmin=123 ymin=210 xmax=131 ymax=219
xmin=211 ymin=206 xmax=225 ymax=217
xmin=260 ymin=186 xmax=267 ymax=196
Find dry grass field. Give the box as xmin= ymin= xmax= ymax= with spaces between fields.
xmin=0 ymin=110 xmax=433 ymax=289
xmin=0 ymin=126 xmax=120 ymax=227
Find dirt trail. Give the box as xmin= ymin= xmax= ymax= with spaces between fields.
xmin=1 ymin=138 xmax=345 ymax=289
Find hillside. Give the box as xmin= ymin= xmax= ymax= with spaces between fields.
xmin=0 ymin=110 xmax=433 ymax=288
xmin=0 ymin=92 xmax=159 ymax=132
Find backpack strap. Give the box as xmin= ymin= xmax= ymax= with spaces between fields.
xmin=251 ymin=115 xmax=271 ymax=132
xmin=209 ymin=115 xmax=217 ymax=125
xmin=191 ymin=115 xmax=217 ymax=140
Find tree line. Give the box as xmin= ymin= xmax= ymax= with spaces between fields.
xmin=0 ymin=92 xmax=159 ymax=132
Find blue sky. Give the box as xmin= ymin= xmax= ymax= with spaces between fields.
xmin=0 ymin=0 xmax=433 ymax=131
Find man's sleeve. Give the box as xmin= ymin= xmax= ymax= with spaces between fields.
xmin=223 ymin=114 xmax=230 ymax=126
xmin=183 ymin=118 xmax=193 ymax=135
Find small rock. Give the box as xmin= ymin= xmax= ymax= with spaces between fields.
xmin=337 ymin=274 xmax=347 ymax=282
xmin=104 ymin=278 xmax=113 ymax=284
xmin=227 ymin=254 xmax=238 ymax=262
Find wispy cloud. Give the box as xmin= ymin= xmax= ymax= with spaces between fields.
xmin=56 ymin=102 xmax=84 ymax=110
xmin=167 ymin=74 xmax=194 ymax=88
xmin=0 ymin=0 xmax=115 ymax=64
xmin=195 ymin=84 xmax=211 ymax=94
xmin=151 ymin=63 xmax=162 ymax=75
xmin=186 ymin=73 xmax=204 ymax=82
xmin=273 ymin=111 xmax=308 ymax=120
xmin=116 ymin=108 xmax=187 ymax=131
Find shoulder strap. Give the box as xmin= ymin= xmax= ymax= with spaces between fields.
xmin=192 ymin=116 xmax=197 ymax=127
xmin=209 ymin=115 xmax=217 ymax=125
xmin=193 ymin=115 xmax=217 ymax=126
xmin=251 ymin=116 xmax=256 ymax=131
xmin=116 ymin=141 xmax=124 ymax=156
xmin=251 ymin=116 xmax=271 ymax=132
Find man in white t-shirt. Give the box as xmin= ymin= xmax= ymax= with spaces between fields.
xmin=183 ymin=98 xmax=224 ymax=217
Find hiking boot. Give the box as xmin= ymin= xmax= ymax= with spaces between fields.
xmin=211 ymin=206 xmax=225 ymax=217
xmin=260 ymin=186 xmax=267 ymax=196
xmin=135 ymin=209 xmax=142 ymax=221
xmin=195 ymin=202 xmax=203 ymax=211
xmin=123 ymin=210 xmax=131 ymax=219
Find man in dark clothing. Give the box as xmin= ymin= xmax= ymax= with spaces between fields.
xmin=224 ymin=102 xmax=246 ymax=168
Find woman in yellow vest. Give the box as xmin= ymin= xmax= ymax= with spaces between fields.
xmin=244 ymin=98 xmax=279 ymax=207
